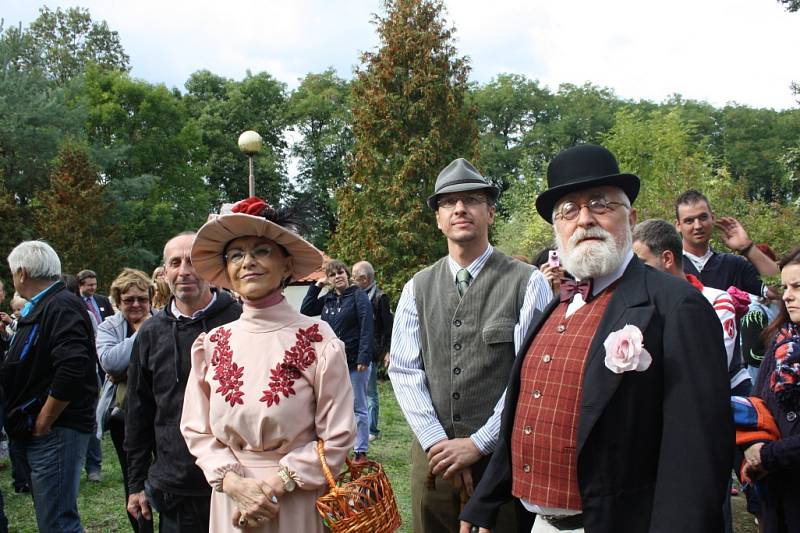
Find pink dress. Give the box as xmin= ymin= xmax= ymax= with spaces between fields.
xmin=181 ymin=298 xmax=356 ymax=532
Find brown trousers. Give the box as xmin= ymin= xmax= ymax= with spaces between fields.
xmin=411 ymin=439 xmax=528 ymax=533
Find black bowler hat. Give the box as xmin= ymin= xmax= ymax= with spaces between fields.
xmin=535 ymin=144 xmax=640 ymax=223
xmin=427 ymin=158 xmax=500 ymax=210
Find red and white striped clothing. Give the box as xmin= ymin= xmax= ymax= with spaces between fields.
xmin=686 ymin=274 xmax=745 ymax=388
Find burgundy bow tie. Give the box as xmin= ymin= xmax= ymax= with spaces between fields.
xmin=560 ymin=278 xmax=593 ymax=303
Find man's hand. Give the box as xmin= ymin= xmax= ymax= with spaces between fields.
xmin=451 ymin=467 xmax=475 ymax=496
xmin=384 ymin=353 xmax=390 ymax=368
xmin=127 ymin=491 xmax=152 ymax=521
xmin=715 ymin=217 xmax=752 ymax=252
xmin=32 ymin=411 xmax=56 ymax=437
xmin=427 ymin=438 xmax=482 ymax=480
xmin=356 ymin=363 xmax=369 ymax=372
xmin=0 ymin=311 xmax=12 ymax=325
xmin=460 ymin=521 xmax=490 ymax=533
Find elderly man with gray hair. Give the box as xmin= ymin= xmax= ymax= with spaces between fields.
xmin=352 ymin=260 xmax=394 ymax=442
xmin=2 ymin=240 xmax=98 ymax=533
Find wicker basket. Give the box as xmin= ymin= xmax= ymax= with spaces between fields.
xmin=315 ymin=440 xmax=402 ymax=533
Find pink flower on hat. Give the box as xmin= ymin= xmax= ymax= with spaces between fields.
xmin=603 ymin=324 xmax=652 ymax=374
xmin=232 ymin=197 xmax=268 ymax=216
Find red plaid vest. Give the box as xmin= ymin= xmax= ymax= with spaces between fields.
xmin=511 ymin=288 xmax=615 ymax=509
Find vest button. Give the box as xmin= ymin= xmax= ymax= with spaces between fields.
xmin=556 ymin=324 xmax=566 ymax=333
xmin=453 ymin=319 xmax=462 ymax=327
xmin=453 ymin=414 xmax=461 ymax=422
xmin=453 ymin=367 xmax=461 ymax=375
xmin=453 ymin=343 xmax=461 ymax=350
xmin=452 ymin=392 xmax=460 ymax=400
xmin=523 ymin=464 xmax=531 ymax=473
xmin=788 ymin=411 xmax=797 ymax=422
xmin=523 ymin=425 xmax=532 ymax=435
xmin=532 ymin=390 xmax=542 ymax=399
xmin=543 ymin=354 xmax=552 ymax=363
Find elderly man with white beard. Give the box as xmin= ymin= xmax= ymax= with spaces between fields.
xmin=460 ymin=144 xmax=733 ymax=533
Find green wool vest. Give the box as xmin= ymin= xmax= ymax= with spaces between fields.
xmin=413 ymin=250 xmax=533 ymax=438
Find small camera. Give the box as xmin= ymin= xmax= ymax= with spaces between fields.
xmin=548 ymin=250 xmax=560 ymax=268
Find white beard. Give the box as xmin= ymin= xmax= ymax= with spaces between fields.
xmin=555 ymin=223 xmax=631 ymax=279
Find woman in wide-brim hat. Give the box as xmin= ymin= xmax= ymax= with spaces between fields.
xmin=180 ymin=197 xmax=355 ymax=533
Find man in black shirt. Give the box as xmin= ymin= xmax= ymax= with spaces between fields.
xmin=675 ymin=189 xmax=778 ymax=296
xmin=125 ymin=232 xmax=241 ymax=533
xmin=3 ymin=241 xmax=98 ymax=533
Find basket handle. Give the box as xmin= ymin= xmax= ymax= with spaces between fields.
xmin=316 ymin=439 xmax=338 ymax=490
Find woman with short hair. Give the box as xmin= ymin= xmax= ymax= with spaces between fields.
xmin=95 ymin=268 xmax=154 ymax=532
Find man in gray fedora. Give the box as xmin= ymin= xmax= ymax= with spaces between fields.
xmin=389 ymin=158 xmax=552 ymax=532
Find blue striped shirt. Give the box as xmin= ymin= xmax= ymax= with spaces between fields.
xmin=388 ymin=245 xmax=553 ymax=454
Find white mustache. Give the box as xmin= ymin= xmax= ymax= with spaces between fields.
xmin=569 ymin=226 xmax=612 ymax=248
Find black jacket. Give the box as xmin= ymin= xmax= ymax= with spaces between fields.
xmin=461 ymin=257 xmax=733 ymax=533
xmin=124 ymin=290 xmax=241 ymax=495
xmin=367 ymin=285 xmax=393 ymax=361
xmin=1 ymin=282 xmax=98 ymax=439
xmin=301 ymin=284 xmax=373 ymax=369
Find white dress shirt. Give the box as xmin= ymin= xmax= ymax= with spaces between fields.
xmin=389 ymin=245 xmax=553 ymax=455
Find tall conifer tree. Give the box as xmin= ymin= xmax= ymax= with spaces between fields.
xmin=329 ymin=0 xmax=478 ymax=298
xmin=33 ymin=140 xmax=118 ymax=284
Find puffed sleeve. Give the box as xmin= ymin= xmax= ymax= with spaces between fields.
xmin=279 ymin=337 xmax=355 ymax=490
xmin=180 ymin=332 xmax=244 ymax=489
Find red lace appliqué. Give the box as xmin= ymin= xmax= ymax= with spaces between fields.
xmin=260 ymin=324 xmax=323 ymax=406
xmin=209 ymin=327 xmax=245 ymax=406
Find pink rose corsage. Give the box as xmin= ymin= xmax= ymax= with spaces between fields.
xmin=603 ymin=324 xmax=652 ymax=374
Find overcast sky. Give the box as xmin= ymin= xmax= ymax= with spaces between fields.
xmin=3 ymin=0 xmax=799 ymax=110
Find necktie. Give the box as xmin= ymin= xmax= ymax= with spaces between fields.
xmin=560 ymin=278 xmax=593 ymax=303
xmin=456 ymin=268 xmax=472 ymax=298
xmin=85 ymin=296 xmax=101 ymax=323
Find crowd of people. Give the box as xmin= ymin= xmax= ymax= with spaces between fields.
xmin=0 ymin=143 xmax=798 ymax=533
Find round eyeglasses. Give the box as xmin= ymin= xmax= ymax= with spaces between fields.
xmin=554 ymin=198 xmax=625 ymax=221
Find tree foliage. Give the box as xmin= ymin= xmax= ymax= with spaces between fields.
xmin=330 ymin=0 xmax=478 ymax=299
xmin=5 ymin=6 xmax=129 ymax=84
xmin=0 ymin=25 xmax=85 ymax=204
xmin=186 ymin=70 xmax=288 ymax=204
xmin=286 ymin=69 xmax=353 ymax=248
xmin=494 ymin=108 xmax=800 ymax=260
xmin=469 ymin=74 xmax=550 ymax=202
xmin=33 ymin=140 xmax=119 ymax=283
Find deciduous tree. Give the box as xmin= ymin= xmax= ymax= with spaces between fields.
xmin=286 ymin=69 xmax=353 ymax=248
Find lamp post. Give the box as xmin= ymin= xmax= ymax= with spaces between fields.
xmin=238 ymin=130 xmax=263 ymax=197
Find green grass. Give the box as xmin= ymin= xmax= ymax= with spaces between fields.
xmin=0 ymin=380 xmax=758 ymax=532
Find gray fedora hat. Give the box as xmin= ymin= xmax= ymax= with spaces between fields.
xmin=426 ymin=158 xmax=500 ymax=210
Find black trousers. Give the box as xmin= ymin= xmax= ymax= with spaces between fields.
xmin=146 ymin=483 xmax=210 ymax=533
xmin=109 ymin=410 xmax=145 ymax=532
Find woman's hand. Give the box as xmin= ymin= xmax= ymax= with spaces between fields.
xmin=316 ymin=274 xmax=328 ymax=288
xmin=744 ymin=442 xmax=767 ymax=481
xmin=223 ymin=471 xmax=282 ymax=527
xmin=131 ymin=314 xmax=150 ymax=332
